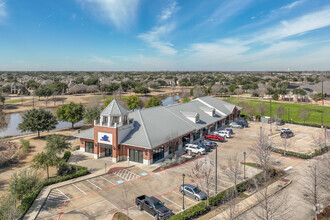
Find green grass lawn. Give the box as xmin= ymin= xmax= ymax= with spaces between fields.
xmin=5 ymin=98 xmax=30 ymax=104
xmin=224 ymin=97 xmax=330 ymax=127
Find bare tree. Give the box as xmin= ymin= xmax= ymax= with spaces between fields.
xmin=299 ymin=109 xmax=310 ymax=124
xmin=257 ymin=83 xmax=267 ymax=99
xmin=312 ymin=128 xmax=328 ymax=151
xmin=250 ymin=185 xmax=292 ymax=220
xmin=223 ymin=189 xmax=240 ymax=220
xmin=222 ymin=153 xmax=243 ymax=194
xmin=211 ymin=84 xmax=221 ymax=96
xmin=275 ymin=106 xmax=285 ymax=121
xmin=319 ymin=153 xmax=330 ymax=192
xmin=122 ymin=184 xmax=130 ymax=217
xmin=280 ymin=137 xmax=292 ymax=155
xmin=193 ymin=86 xmax=205 ymax=98
xmin=189 ymin=157 xmax=215 ymax=206
xmin=250 ymin=127 xmax=273 ymax=182
xmin=234 ymin=88 xmax=243 ymax=97
xmin=257 ymin=103 xmax=268 ymax=117
xmin=301 ymin=160 xmax=326 ymax=220
xmin=238 ymin=102 xmax=254 ymax=120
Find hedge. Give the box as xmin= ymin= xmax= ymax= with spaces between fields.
xmin=61 ymin=151 xmax=71 ymax=163
xmin=271 ymin=146 xmax=329 ymax=159
xmin=169 ymin=168 xmax=280 ymax=220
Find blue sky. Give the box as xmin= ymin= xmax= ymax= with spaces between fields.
xmin=0 ymin=0 xmax=330 ymax=71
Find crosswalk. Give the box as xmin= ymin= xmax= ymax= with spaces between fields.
xmin=113 ymin=169 xmax=140 ymax=181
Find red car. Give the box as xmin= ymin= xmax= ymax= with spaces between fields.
xmin=204 ymin=134 xmax=224 ymax=142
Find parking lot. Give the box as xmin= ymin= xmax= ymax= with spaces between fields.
xmin=270 ymin=123 xmax=327 ymax=154
xmin=37 ymin=126 xmax=262 ymax=220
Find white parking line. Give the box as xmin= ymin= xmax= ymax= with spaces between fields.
xmin=100 ymin=176 xmax=115 ymax=185
xmin=173 ymin=191 xmax=197 ymax=204
xmin=56 ymin=188 xmax=70 ymax=200
xmin=86 ymin=180 xmax=102 ymax=190
xmin=161 ymin=196 xmax=182 ymax=208
xmin=72 ymin=184 xmax=87 ymax=195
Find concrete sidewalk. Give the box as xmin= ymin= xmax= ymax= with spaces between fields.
xmin=211 ymin=178 xmax=292 ymax=220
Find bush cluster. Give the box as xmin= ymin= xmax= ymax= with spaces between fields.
xmin=170 ymin=201 xmax=209 ymax=220
xmin=271 ymin=146 xmax=329 ymax=159
xmin=20 ymin=139 xmax=30 ymax=153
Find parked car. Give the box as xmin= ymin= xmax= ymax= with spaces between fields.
xmin=214 ymin=130 xmax=231 ymax=138
xmin=219 ymin=128 xmax=234 ymax=134
xmin=204 ymin=133 xmax=225 ymax=142
xmin=237 ymin=120 xmax=248 ymax=127
xmin=280 ymin=129 xmax=294 ymax=138
xmin=179 ymin=184 xmax=207 ymax=201
xmin=229 ymin=122 xmax=243 ymax=128
xmin=202 ymin=140 xmax=217 ymax=148
xmin=136 ymin=195 xmax=173 ymax=220
xmin=185 ymin=144 xmax=206 ymax=155
xmin=199 ymin=143 xmax=211 ymax=152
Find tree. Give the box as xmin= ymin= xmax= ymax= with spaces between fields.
xmin=192 ymin=86 xmax=205 ymax=98
xmin=45 ymin=134 xmax=71 ymax=154
xmin=0 ymin=193 xmax=21 ymax=219
xmin=100 ymin=83 xmax=119 ymax=93
xmin=189 ymin=157 xmax=215 ymax=206
xmin=32 ymin=151 xmax=59 ymax=179
xmin=280 ymin=136 xmax=292 ymax=155
xmin=182 ymin=97 xmax=190 ymax=103
xmin=250 ymin=127 xmax=273 ymax=182
xmin=275 ymin=106 xmax=285 ymax=120
xmin=34 ymin=85 xmax=53 ymax=101
xmin=0 ymin=94 xmax=5 ymax=105
xmin=56 ymin=102 xmax=84 ymax=128
xmin=229 ymin=84 xmax=238 ymax=93
xmin=145 ymin=97 xmax=162 ymax=108
xmin=299 ymin=109 xmax=310 ymax=124
xmin=83 ymin=105 xmax=101 ymax=124
xmin=18 ymin=108 xmax=58 ymax=138
xmin=234 ymin=88 xmax=243 ymax=97
xmin=49 ymin=82 xmax=68 ymax=94
xmin=222 ymin=153 xmax=243 ymax=194
xmin=134 ymin=86 xmax=150 ymax=95
xmin=9 ymin=169 xmax=40 ymax=200
xmin=126 ymin=95 xmax=140 ymax=110
xmin=257 ymin=103 xmax=268 ymax=116
xmin=102 ymin=96 xmax=114 ymax=109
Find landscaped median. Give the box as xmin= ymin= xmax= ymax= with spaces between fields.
xmin=169 ymin=168 xmax=285 ymax=220
xmin=271 ymin=146 xmax=329 ymax=159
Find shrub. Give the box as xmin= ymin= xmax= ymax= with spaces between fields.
xmin=61 ymin=151 xmax=71 ymax=163
xmin=9 ymin=169 xmax=40 ymax=200
xmin=20 ymin=139 xmax=30 ymax=153
xmin=113 ymin=212 xmax=132 ymax=220
xmin=169 ymin=201 xmax=209 ymax=220
xmin=271 ymin=146 xmax=329 ymax=159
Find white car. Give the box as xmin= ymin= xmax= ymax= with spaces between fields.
xmin=229 ymin=122 xmax=243 ymax=128
xmin=185 ymin=144 xmax=206 ymax=155
xmin=214 ymin=130 xmax=231 ymax=138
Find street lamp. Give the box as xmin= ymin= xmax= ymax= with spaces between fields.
xmin=14 ymin=179 xmax=17 ymax=208
xmin=215 ymin=143 xmax=218 ymax=195
xmin=269 ymin=98 xmax=272 ymax=133
xmin=104 ymin=163 xmax=107 ymax=174
xmin=313 ymin=203 xmax=323 ymax=220
xmin=243 ymin=152 xmax=246 ymax=180
xmin=182 ymin=174 xmax=185 ymax=211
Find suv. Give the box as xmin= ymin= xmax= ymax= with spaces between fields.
xmin=229 ymin=122 xmax=243 ymax=128
xmin=185 ymin=144 xmax=206 ymax=155
xmin=280 ymin=129 xmax=294 ymax=138
xmin=219 ymin=128 xmax=234 ymax=134
xmin=179 ymin=184 xmax=207 ymax=201
xmin=214 ymin=130 xmax=231 ymax=138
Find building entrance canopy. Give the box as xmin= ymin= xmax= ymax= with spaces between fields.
xmin=99 ymin=143 xmax=113 ymax=149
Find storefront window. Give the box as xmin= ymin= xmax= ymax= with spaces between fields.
xmin=153 ymin=146 xmax=164 ymax=162
xmin=129 ymin=149 xmax=143 ymax=163
xmin=85 ymin=141 xmax=94 ymax=153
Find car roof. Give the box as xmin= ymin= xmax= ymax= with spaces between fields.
xmin=148 ymin=197 xmax=161 ymax=203
xmin=181 ymin=184 xmax=197 ymax=188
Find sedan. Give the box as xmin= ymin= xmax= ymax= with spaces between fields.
xmin=202 ymin=140 xmax=217 ymax=148
xmin=199 ymin=143 xmax=211 ymax=152
xmin=229 ymin=122 xmax=243 ymax=128
xmin=179 ymin=184 xmax=207 ymax=201
xmin=204 ymin=134 xmax=225 ymax=142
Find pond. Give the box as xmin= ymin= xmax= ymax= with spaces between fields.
xmin=162 ymin=95 xmax=181 ymax=106
xmin=0 ymin=112 xmax=83 ymax=137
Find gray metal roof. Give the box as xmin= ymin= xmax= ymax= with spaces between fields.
xmin=101 ymin=99 xmax=128 ymax=116
xmin=181 ymin=111 xmax=198 ymax=118
xmin=74 ymin=128 xmax=94 ymax=140
xmin=195 ymin=96 xmax=241 ymax=115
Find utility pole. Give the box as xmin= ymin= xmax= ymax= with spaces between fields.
xmin=269 ymin=98 xmax=272 ymax=133
xmin=322 ymin=78 xmax=324 ymax=106
xmin=243 ymin=152 xmax=246 ymax=180
xmin=182 ymin=174 xmax=185 ymax=211
xmin=215 ymin=143 xmax=218 ymax=195
xmin=288 ymin=108 xmax=290 ymax=123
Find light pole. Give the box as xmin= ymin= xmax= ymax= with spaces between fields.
xmin=14 ymin=179 xmax=17 ymax=208
xmin=215 ymin=143 xmax=218 ymax=195
xmin=314 ymin=203 xmax=323 ymax=220
xmin=104 ymin=163 xmax=107 ymax=174
xmin=182 ymin=174 xmax=185 ymax=211
xmin=243 ymin=152 xmax=246 ymax=180
xmin=269 ymin=98 xmax=272 ymax=133
xmin=288 ymin=108 xmax=290 ymax=123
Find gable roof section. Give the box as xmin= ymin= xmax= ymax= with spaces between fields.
xmin=74 ymin=128 xmax=94 ymax=140
xmin=101 ymin=99 xmax=128 ymax=116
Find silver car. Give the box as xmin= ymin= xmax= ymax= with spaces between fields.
xmin=179 ymin=184 xmax=207 ymax=201
xmin=229 ymin=122 xmax=243 ymax=128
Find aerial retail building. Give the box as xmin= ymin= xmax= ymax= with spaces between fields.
xmin=75 ymin=96 xmax=241 ymax=165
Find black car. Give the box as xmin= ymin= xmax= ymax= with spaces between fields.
xmin=136 ymin=195 xmax=173 ymax=219
xmin=199 ymin=143 xmax=211 ymax=152
xmin=202 ymin=140 xmax=217 ymax=148
xmin=237 ymin=120 xmax=248 ymax=127
xmin=280 ymin=129 xmax=294 ymax=138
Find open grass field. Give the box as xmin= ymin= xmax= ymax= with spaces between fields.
xmin=224 ymin=97 xmax=330 ymax=127
xmin=5 ymin=98 xmax=30 ymax=104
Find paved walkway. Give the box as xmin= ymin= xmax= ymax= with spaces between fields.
xmin=210 ymin=178 xmax=292 ymax=220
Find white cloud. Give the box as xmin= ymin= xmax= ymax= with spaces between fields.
xmin=138 ymin=23 xmax=177 ymax=55
xmin=254 ymin=7 xmax=330 ymax=43
xmin=0 ymin=0 xmax=8 ymax=23
xmin=90 ymin=55 xmax=114 ymax=65
xmin=281 ymin=0 xmax=305 ymax=10
xmin=159 ymin=1 xmax=178 ymax=22
xmin=77 ymin=0 xmax=140 ymax=31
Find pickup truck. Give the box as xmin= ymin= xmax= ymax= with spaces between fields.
xmin=204 ymin=133 xmax=225 ymax=142
xmin=136 ymin=195 xmax=173 ymax=220
xmin=185 ymin=144 xmax=206 ymax=155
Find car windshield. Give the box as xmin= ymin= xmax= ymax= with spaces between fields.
xmin=197 ymin=146 xmax=200 ymax=149
xmin=154 ymin=201 xmax=164 ymax=209
xmin=193 ymin=187 xmax=201 ymax=193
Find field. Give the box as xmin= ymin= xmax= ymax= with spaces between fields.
xmin=224 ymin=97 xmax=330 ymax=127
xmin=5 ymin=98 xmax=30 ymax=104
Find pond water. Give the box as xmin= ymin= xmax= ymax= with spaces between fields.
xmin=0 ymin=113 xmax=83 ymax=137
xmin=162 ymin=95 xmax=181 ymax=106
